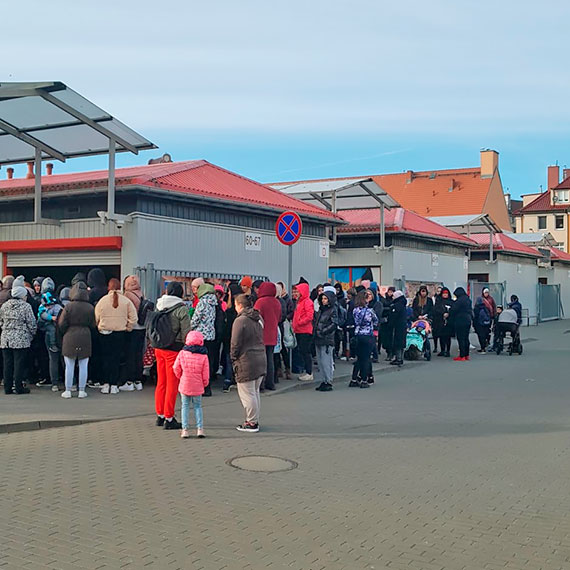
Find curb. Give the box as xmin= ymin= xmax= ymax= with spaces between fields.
xmin=264 ymin=360 xmax=424 ymax=396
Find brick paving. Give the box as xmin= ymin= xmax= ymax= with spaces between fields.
xmin=1 ymin=322 xmax=570 ymax=569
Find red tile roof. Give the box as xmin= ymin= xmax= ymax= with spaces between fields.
xmin=516 ymin=191 xmax=570 ymax=214
xmin=548 ymin=246 xmax=570 ymax=262
xmin=0 ymin=160 xmax=341 ymax=222
xmin=337 ymin=207 xmax=475 ymax=246
xmin=469 ymin=233 xmax=541 ymax=257
xmin=273 ymin=167 xmax=494 ymax=219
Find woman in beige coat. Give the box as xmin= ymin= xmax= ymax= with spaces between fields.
xmin=94 ymin=278 xmax=137 ymax=394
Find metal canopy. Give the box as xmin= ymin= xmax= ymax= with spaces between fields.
xmin=0 ymin=82 xmax=156 ymax=165
xmin=271 ymin=178 xmax=400 ymax=211
xmin=0 ymin=81 xmax=156 ymax=225
xmin=428 ymin=213 xmax=501 ymax=263
xmin=505 ymin=231 xmax=558 ymax=247
xmin=272 ymin=178 xmax=400 ymax=250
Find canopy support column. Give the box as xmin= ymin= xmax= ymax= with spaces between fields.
xmin=107 ymin=139 xmax=116 ymax=217
xmin=34 ymin=148 xmax=42 ymax=223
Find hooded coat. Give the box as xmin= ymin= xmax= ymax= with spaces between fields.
xmin=156 ymin=293 xmax=192 ymax=351
xmin=0 ymin=275 xmax=14 ymax=307
xmin=87 ymin=268 xmax=108 ymax=306
xmin=173 ymin=331 xmax=210 ymax=396
xmin=254 ymin=282 xmax=281 ymax=346
xmin=432 ymin=288 xmax=455 ymax=337
xmin=191 ymin=283 xmax=217 ymax=341
xmin=292 ymin=283 xmax=314 ymax=335
xmin=449 ymin=287 xmax=473 ymax=330
xmin=40 ymin=277 xmax=55 ymax=295
xmin=389 ymin=295 xmax=408 ymax=349
xmin=58 ymin=283 xmax=97 ymax=358
xmin=71 ymin=272 xmax=87 ymax=287
xmin=0 ymin=297 xmax=37 ymax=349
xmin=508 ymin=296 xmax=523 ymax=324
xmin=123 ymin=275 xmax=143 ymax=312
xmin=313 ymin=292 xmax=338 ymax=346
xmin=230 ymin=307 xmax=267 ymax=383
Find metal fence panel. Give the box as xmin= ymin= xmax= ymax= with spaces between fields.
xmin=538 ymin=283 xmax=561 ymax=322
xmin=469 ymin=281 xmax=506 ymax=306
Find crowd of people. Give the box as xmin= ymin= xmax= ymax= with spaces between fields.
xmin=0 ymin=271 xmax=523 ymax=437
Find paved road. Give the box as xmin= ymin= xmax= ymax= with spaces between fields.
xmin=1 ymin=321 xmax=570 ymax=569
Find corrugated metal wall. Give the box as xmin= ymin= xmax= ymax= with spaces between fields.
xmin=127 ymin=215 xmax=328 ymax=288
xmin=0 ymin=219 xmax=123 ymax=240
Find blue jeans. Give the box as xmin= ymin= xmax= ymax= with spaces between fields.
xmin=181 ymin=395 xmax=203 ymax=429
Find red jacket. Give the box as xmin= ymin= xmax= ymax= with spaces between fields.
xmin=254 ymin=282 xmax=281 ymax=346
xmin=292 ymin=283 xmax=314 ymax=334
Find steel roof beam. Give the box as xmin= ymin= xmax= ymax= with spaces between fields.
xmin=0 ymin=118 xmax=66 ymax=162
xmin=39 ymin=90 xmax=139 ymax=154
xmin=308 ymin=192 xmax=333 ymax=210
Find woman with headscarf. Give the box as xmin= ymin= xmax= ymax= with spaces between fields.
xmin=474 ymin=287 xmax=496 ymax=352
xmin=0 ymin=282 xmax=37 ymax=394
xmin=449 ymin=287 xmax=473 ymax=361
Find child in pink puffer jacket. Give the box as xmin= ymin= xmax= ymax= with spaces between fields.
xmin=173 ymin=330 xmax=209 ymax=438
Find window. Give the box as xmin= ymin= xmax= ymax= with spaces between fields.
xmin=556 ymin=215 xmax=565 ymax=229
xmin=556 ymin=190 xmax=570 ymax=203
xmin=538 ymin=216 xmax=547 ymax=230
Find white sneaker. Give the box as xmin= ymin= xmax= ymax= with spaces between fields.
xmin=119 ymin=382 xmax=135 ymax=392
xmin=298 ymin=373 xmax=314 ymax=382
xmin=101 ymin=384 xmax=110 ymax=394
xmin=61 ymin=390 xmax=72 ymax=399
xmin=110 ymin=385 xmax=119 ymax=395
xmin=51 ymin=385 xmax=59 ymax=392
xmin=78 ymin=390 xmax=88 ymax=399
xmin=134 ymin=381 xmax=143 ymax=391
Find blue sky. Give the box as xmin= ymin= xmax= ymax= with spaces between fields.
xmin=3 ymin=0 xmax=570 ymax=197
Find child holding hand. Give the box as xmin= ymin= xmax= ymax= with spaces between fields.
xmin=173 ymin=331 xmax=209 ymax=438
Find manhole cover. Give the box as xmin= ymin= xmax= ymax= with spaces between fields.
xmin=227 ymin=455 xmax=298 ymax=473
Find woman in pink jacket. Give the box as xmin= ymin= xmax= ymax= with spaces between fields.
xmin=292 ymin=282 xmax=314 ymax=381
xmin=173 ymin=330 xmax=209 ymax=438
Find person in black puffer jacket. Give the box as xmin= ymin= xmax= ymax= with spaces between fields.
xmin=449 ymin=287 xmax=473 ymax=361
xmin=388 ymin=291 xmax=408 ymax=366
xmin=313 ymin=291 xmax=338 ymax=391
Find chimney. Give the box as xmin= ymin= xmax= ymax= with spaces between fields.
xmin=26 ymin=161 xmax=34 ymax=179
xmin=547 ymin=165 xmax=560 ymax=190
xmin=46 ymin=163 xmax=53 ymax=176
xmin=406 ymin=170 xmax=414 ymax=184
xmin=6 ymin=168 xmax=14 ymax=180
xmin=480 ymin=149 xmax=499 ymax=178
xmin=563 ymin=168 xmax=570 ymax=183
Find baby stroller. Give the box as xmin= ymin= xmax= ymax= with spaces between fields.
xmin=404 ymin=319 xmax=432 ymax=361
xmin=494 ymin=322 xmax=522 ymax=356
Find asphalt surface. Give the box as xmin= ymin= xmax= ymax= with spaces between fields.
xmin=1 ymin=321 xmax=569 ymax=569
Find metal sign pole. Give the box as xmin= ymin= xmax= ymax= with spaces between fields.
xmin=288 ymin=244 xmax=293 ymax=296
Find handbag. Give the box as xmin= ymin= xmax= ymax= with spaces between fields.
xmin=283 ymin=320 xmax=297 ymax=349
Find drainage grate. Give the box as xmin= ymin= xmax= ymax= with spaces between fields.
xmin=522 ymin=338 xmax=538 ymax=344
xmin=227 ymin=455 xmax=298 ymax=473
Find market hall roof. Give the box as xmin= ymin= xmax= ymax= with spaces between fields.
xmin=469 ymin=232 xmax=542 ymax=258
xmin=337 ymin=207 xmax=476 ymax=246
xmin=0 ymin=160 xmax=343 ymax=223
xmin=0 ymin=82 xmax=156 ymax=164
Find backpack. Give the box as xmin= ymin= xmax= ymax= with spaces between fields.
xmin=214 ymin=303 xmax=226 ymax=340
xmin=336 ymin=304 xmax=347 ymax=328
xmin=137 ymin=297 xmax=155 ymax=326
xmin=147 ymin=308 xmax=177 ymax=349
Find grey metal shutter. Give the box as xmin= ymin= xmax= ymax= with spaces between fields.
xmin=7 ymin=250 xmax=121 ymax=267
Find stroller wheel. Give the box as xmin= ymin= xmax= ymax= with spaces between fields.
xmin=518 ymin=344 xmax=523 ymax=355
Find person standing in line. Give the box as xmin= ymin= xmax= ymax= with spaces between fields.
xmin=0 ymin=282 xmax=37 ymax=395
xmin=0 ymin=275 xmax=14 ymax=306
xmin=350 ymin=290 xmax=378 ymax=387
xmin=474 ymin=287 xmax=496 ymax=352
xmin=152 ymin=281 xmax=192 ymax=429
xmin=94 ymin=278 xmax=137 ymax=394
xmin=239 ymin=276 xmax=253 ymax=297
xmin=37 ymin=290 xmax=64 ymax=392
xmin=173 ymin=330 xmax=209 ymax=438
xmin=388 ymin=291 xmax=407 ymax=366
xmin=381 ymin=286 xmax=396 ymax=360
xmin=86 ymin=268 xmax=108 ymax=389
xmin=313 ymin=290 xmax=338 ymax=392
xmin=366 ymin=288 xmax=383 ymax=363
xmin=432 ymin=287 xmax=454 ymax=357
xmin=292 ymin=282 xmax=315 ymax=382
xmin=231 ymin=294 xmax=267 ymax=433
xmin=254 ymin=282 xmax=281 ymax=391
xmin=412 ymin=285 xmax=434 ymax=321
xmin=342 ymin=288 xmax=357 ymax=361
xmin=191 ymin=283 xmax=218 ymax=397
xmin=58 ymin=282 xmax=96 ymax=399
xmin=449 ymin=287 xmax=473 ymax=361
xmin=432 ymin=286 xmax=443 ymax=354
xmin=119 ymin=275 xmax=148 ymax=392
xmin=276 ymin=281 xmax=294 ymax=378
xmin=221 ymin=284 xmax=242 ymax=392
xmin=191 ymin=278 xmax=204 ymax=310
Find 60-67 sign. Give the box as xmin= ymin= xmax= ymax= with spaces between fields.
xmin=276 ymin=211 xmax=302 ymax=246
